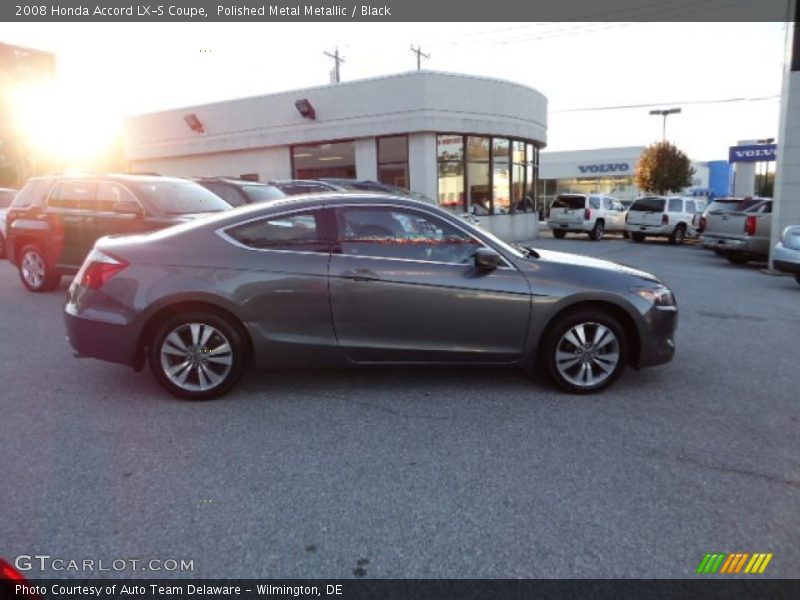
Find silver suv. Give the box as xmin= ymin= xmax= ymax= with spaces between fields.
xmin=625 ymin=196 xmax=700 ymax=244
xmin=547 ymin=193 xmax=627 ymax=241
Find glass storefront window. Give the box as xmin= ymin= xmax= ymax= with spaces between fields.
xmin=437 ymin=160 xmax=464 ymax=211
xmin=467 ymin=161 xmax=490 ymax=215
xmin=512 ymin=141 xmax=525 ymax=164
xmin=467 ymin=137 xmax=490 ymax=161
xmin=437 ymin=134 xmax=464 ymax=162
xmin=378 ymin=136 xmax=409 ymax=188
xmin=493 ymin=164 xmax=511 ymax=213
xmin=493 ymin=138 xmax=510 ymax=162
xmin=379 ymin=163 xmax=409 ymax=189
xmin=292 ymin=141 xmax=356 ymax=179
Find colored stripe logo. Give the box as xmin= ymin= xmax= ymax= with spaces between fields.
xmin=696 ymin=553 xmax=773 ymax=574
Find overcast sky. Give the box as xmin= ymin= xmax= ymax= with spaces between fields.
xmin=1 ymin=21 xmax=787 ymax=161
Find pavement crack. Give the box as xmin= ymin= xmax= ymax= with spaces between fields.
xmin=645 ymin=449 xmax=800 ymax=488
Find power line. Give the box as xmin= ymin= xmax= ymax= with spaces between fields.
xmin=323 ymin=47 xmax=345 ymax=83
xmin=552 ymin=95 xmax=781 ymax=113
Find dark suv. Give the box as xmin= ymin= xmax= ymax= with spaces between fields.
xmin=6 ymin=173 xmax=231 ymax=292
xmin=194 ymin=177 xmax=286 ymax=207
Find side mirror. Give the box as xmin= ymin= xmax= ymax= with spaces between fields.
xmin=474 ymin=247 xmax=503 ymax=270
xmin=112 ymin=200 xmax=143 ymax=217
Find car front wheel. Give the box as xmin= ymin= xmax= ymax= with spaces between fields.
xmin=589 ymin=221 xmax=605 ymax=241
xmin=18 ymin=244 xmax=61 ymax=292
xmin=149 ymin=312 xmax=246 ymax=400
xmin=669 ymin=225 xmax=686 ymax=245
xmin=541 ymin=310 xmax=628 ymax=394
xmin=794 ymin=274 xmax=800 ymax=286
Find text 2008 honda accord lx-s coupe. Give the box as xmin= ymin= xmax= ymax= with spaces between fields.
xmin=65 ymin=194 xmax=677 ymax=400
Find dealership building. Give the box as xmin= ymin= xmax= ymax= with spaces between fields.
xmin=538 ymin=146 xmax=713 ymax=210
xmin=125 ymin=70 xmax=547 ymax=241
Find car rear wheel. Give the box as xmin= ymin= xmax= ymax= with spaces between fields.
xmin=795 ymin=274 xmax=800 ymax=286
xmin=149 ymin=312 xmax=246 ymax=400
xmin=726 ymin=252 xmax=750 ymax=265
xmin=18 ymin=244 xmax=61 ymax=292
xmin=589 ymin=221 xmax=605 ymax=241
xmin=712 ymin=248 xmax=725 ymax=256
xmin=631 ymin=232 xmax=645 ymax=242
xmin=669 ymin=225 xmax=686 ymax=245
xmin=552 ymin=229 xmax=566 ymax=239
xmin=541 ymin=309 xmax=628 ymax=394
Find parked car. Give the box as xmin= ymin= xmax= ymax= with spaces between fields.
xmin=194 ymin=177 xmax=286 ymax=207
xmin=318 ymin=178 xmax=433 ymax=201
xmin=699 ymin=196 xmax=766 ymax=254
xmin=546 ymin=193 xmax=627 ymax=240
xmin=625 ymin=195 xmax=700 ymax=244
xmin=773 ymin=224 xmax=800 ymax=286
xmin=267 ymin=179 xmax=342 ymax=195
xmin=0 ymin=186 xmax=18 ymax=258
xmin=701 ymin=199 xmax=773 ymax=264
xmin=65 ymin=193 xmax=678 ymax=400
xmin=6 ymin=174 xmax=231 ymax=292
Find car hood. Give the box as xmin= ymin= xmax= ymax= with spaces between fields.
xmin=533 ymin=248 xmax=661 ymax=283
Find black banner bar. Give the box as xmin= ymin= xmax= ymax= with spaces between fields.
xmin=3 ymin=579 xmax=800 ymax=600
xmin=1 ymin=0 xmax=795 ymax=23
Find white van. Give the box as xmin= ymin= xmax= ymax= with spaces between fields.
xmin=546 ymin=194 xmax=626 ymax=241
xmin=625 ymin=196 xmax=699 ymax=244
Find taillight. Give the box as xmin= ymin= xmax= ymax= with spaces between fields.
xmin=77 ymin=249 xmax=128 ymax=290
xmin=699 ymin=216 xmax=706 ymax=232
xmin=0 ymin=559 xmax=42 ymax=599
xmin=744 ymin=215 xmax=757 ymax=236
xmin=584 ymin=208 xmax=591 ymax=220
xmin=662 ymin=214 xmax=669 ymax=225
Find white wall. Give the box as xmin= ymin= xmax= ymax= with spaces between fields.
xmin=408 ymin=132 xmax=437 ymax=200
xmin=130 ymin=146 xmax=291 ymax=182
xmin=354 ymin=138 xmax=378 ymax=182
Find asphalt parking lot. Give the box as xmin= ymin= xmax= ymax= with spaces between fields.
xmin=1 ymin=231 xmax=798 ymax=579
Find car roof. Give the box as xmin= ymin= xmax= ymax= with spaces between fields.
xmin=195 ymin=177 xmax=274 ymax=187
xmin=25 ymin=173 xmax=196 ymax=185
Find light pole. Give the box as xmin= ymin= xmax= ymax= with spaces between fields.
xmin=649 ymin=107 xmax=682 ymax=141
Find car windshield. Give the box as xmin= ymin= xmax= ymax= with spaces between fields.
xmin=552 ymin=195 xmax=585 ymax=209
xmin=241 ymin=185 xmax=286 ymax=203
xmin=629 ymin=197 xmax=666 ymax=212
xmin=132 ymin=180 xmax=231 ymax=214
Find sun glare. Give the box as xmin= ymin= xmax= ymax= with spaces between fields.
xmin=7 ymin=79 xmax=122 ymax=167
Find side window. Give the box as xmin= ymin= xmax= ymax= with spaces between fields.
xmin=11 ymin=179 xmax=53 ymax=208
xmin=204 ymin=183 xmax=245 ymax=207
xmin=668 ymin=198 xmax=682 ymax=213
xmin=337 ymin=206 xmax=483 ymax=264
xmin=226 ymin=210 xmax=328 ymax=252
xmin=685 ymin=200 xmax=696 ymax=214
xmin=603 ymin=197 xmax=613 ymax=210
xmin=589 ymin=196 xmax=601 ymax=210
xmin=96 ymin=182 xmax=141 ymax=212
xmin=48 ymin=180 xmax=98 ymax=210
xmin=758 ymin=202 xmax=773 ymax=214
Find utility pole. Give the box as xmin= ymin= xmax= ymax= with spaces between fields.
xmin=410 ymin=45 xmax=430 ymax=70
xmin=323 ymin=48 xmax=345 ymax=83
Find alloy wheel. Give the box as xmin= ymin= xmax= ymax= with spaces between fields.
xmin=21 ymin=249 xmax=46 ymax=289
xmin=554 ymin=322 xmax=620 ymax=388
xmin=159 ymin=322 xmax=234 ymax=392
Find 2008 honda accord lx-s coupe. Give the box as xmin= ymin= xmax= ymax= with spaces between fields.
xmin=64 ymin=194 xmax=677 ymax=400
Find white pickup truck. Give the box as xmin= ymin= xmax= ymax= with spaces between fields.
xmin=701 ymin=199 xmax=773 ymax=264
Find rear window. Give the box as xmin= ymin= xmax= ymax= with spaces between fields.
xmin=11 ymin=179 xmax=52 ymax=209
xmin=131 ymin=180 xmax=230 ymax=215
xmin=241 ymin=185 xmax=285 ymax=203
xmin=552 ymin=195 xmax=586 ymax=209
xmin=629 ymin=197 xmax=666 ymax=212
xmin=668 ymin=198 xmax=683 ymax=212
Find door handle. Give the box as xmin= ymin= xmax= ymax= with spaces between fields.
xmin=342 ymin=268 xmax=380 ymax=282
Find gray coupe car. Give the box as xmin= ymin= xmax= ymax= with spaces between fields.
xmin=65 ymin=194 xmax=677 ymax=400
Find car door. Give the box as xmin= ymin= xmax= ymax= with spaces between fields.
xmin=328 ymin=203 xmax=532 ymax=363
xmin=220 ymin=207 xmax=338 ymax=367
xmin=45 ymin=179 xmax=98 ymax=268
xmin=92 ymin=181 xmax=153 ymax=241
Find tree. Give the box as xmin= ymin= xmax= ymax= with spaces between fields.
xmin=634 ymin=141 xmax=695 ymax=195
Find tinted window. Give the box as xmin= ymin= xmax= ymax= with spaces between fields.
xmin=227 ymin=210 xmax=328 ymax=252
xmin=552 ymin=195 xmax=586 ymax=210
xmin=241 ymin=185 xmax=285 ymax=204
xmin=589 ymin=197 xmax=601 ymax=209
xmin=337 ymin=206 xmax=482 ymax=264
xmin=96 ymin=182 xmax=141 ymax=212
xmin=751 ymin=201 xmax=773 ymax=214
xmin=277 ymin=183 xmax=334 ymax=195
xmin=202 ymin=182 xmax=246 ymax=207
xmin=629 ymin=197 xmax=666 ymax=212
xmin=11 ymin=179 xmax=52 ymax=209
xmin=603 ymin=197 xmax=613 ymax=209
xmin=131 ymin=180 xmax=229 ymax=214
xmin=686 ymin=200 xmax=696 ymax=213
xmin=48 ymin=180 xmax=97 ymax=210
xmin=668 ymin=198 xmax=683 ymax=212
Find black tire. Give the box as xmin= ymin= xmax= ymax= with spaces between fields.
xmin=589 ymin=221 xmax=605 ymax=241
xmin=795 ymin=274 xmax=800 ymax=286
xmin=631 ymin=232 xmax=645 ymax=243
xmin=18 ymin=244 xmax=61 ymax=292
xmin=712 ymin=248 xmax=724 ymax=256
xmin=552 ymin=229 xmax=567 ymax=239
xmin=669 ymin=225 xmax=686 ymax=245
xmin=622 ymin=231 xmax=630 ymax=239
xmin=539 ymin=309 xmax=628 ymax=394
xmin=148 ymin=311 xmax=247 ymax=400
xmin=726 ymin=252 xmax=750 ymax=265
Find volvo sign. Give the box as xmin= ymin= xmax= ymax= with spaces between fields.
xmin=578 ymin=163 xmax=631 ymax=173
xmin=728 ymin=144 xmax=777 ymax=163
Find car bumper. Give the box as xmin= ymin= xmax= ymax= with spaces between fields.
xmin=773 ymin=242 xmax=800 ymax=274
xmin=703 ymin=235 xmax=748 ymax=252
xmin=638 ymin=306 xmax=678 ymax=368
xmin=626 ymin=224 xmax=670 ymax=236
xmin=64 ymin=287 xmax=143 ymax=368
xmin=547 ymin=220 xmax=592 ymax=232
